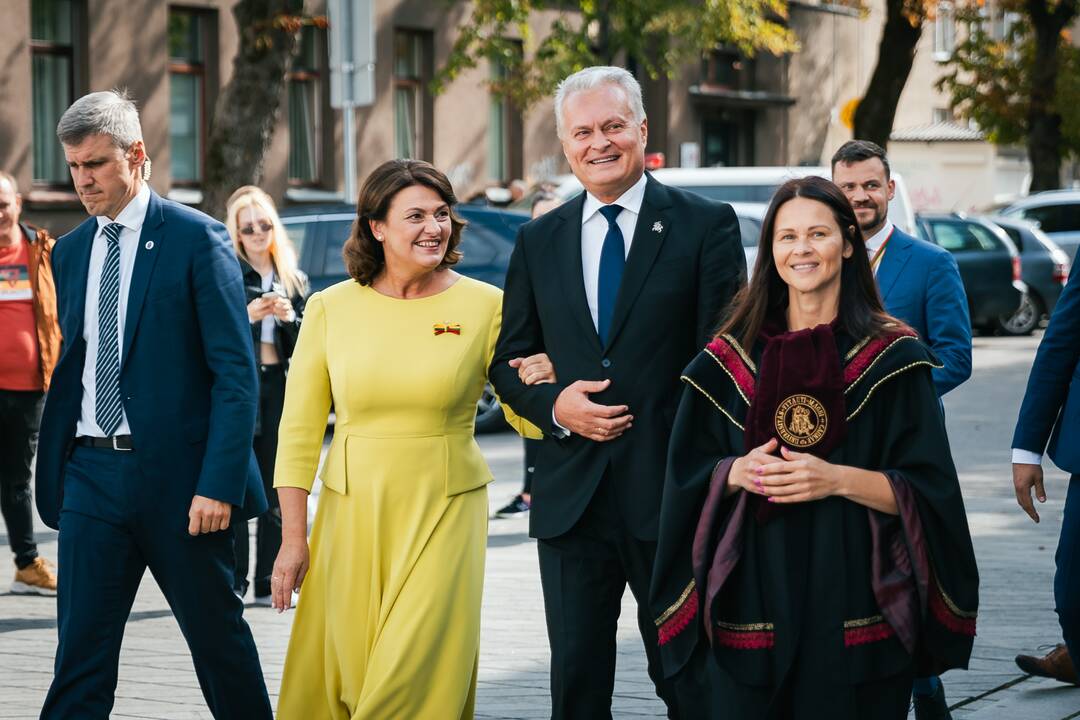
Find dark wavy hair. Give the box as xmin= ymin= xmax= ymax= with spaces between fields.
xmin=343 ymin=159 xmax=465 ymax=285
xmin=717 ymin=176 xmax=903 ymax=348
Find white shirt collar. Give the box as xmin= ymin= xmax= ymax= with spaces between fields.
xmin=581 ymin=172 xmax=648 ymax=225
xmin=865 ymin=220 xmax=895 ymax=253
xmin=95 ymin=182 xmax=151 ymax=234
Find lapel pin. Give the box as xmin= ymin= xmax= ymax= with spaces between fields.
xmin=652 ymin=221 xmax=663 ymax=233
xmin=144 ymin=240 xmax=154 ymax=250
xmin=434 ymin=323 xmax=461 ymax=336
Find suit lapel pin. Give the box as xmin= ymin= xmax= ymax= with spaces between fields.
xmin=144 ymin=240 xmax=154 ymax=250
xmin=434 ymin=323 xmax=461 ymax=336
xmin=652 ymin=221 xmax=663 ymax=233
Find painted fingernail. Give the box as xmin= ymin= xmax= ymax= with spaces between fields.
xmin=767 ymin=497 xmax=775 ymax=503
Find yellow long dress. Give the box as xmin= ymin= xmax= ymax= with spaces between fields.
xmin=273 ymin=275 xmax=538 ymax=720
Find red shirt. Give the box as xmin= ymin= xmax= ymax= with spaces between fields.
xmin=0 ymin=237 xmax=43 ymax=391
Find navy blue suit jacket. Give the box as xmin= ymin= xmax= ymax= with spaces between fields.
xmin=1013 ymin=267 xmax=1080 ymax=473
xmin=877 ymin=228 xmax=972 ymax=397
xmin=35 ymin=190 xmax=267 ymax=530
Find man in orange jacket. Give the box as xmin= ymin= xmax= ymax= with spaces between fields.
xmin=0 ymin=170 xmax=60 ymax=594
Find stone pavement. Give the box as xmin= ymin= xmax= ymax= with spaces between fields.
xmin=1 ymin=334 xmax=1079 ymax=718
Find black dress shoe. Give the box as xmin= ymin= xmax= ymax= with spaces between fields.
xmin=912 ymin=683 xmax=952 ymax=720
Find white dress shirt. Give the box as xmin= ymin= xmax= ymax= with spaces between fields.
xmin=579 ymin=172 xmax=648 ymax=330
xmin=1013 ymin=448 xmax=1043 ymax=465
xmin=76 ymin=183 xmax=151 ymax=437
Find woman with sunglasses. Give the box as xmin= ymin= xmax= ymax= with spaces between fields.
xmin=224 ymin=185 xmax=310 ymax=605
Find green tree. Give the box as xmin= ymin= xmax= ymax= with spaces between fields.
xmin=435 ymin=0 xmax=799 ymax=109
xmin=937 ymin=0 xmax=1079 ymax=191
xmin=201 ymin=1 xmax=326 ymax=219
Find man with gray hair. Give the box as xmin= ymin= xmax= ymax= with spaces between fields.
xmin=490 ymin=66 xmax=745 ymax=718
xmin=35 ymin=90 xmax=271 ymax=718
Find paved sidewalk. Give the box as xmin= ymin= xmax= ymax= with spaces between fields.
xmin=1 ymin=335 xmax=1079 ymax=718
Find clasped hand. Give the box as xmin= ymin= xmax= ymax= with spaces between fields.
xmin=729 ymin=439 xmax=839 ymax=503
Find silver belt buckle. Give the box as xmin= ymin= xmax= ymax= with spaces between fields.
xmin=111 ymin=435 xmax=132 ymax=452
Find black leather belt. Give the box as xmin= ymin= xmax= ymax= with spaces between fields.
xmin=74 ymin=435 xmax=134 ymax=451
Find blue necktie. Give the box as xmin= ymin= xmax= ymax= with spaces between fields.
xmin=596 ymin=205 xmax=625 ymax=345
xmin=95 ymin=223 xmax=124 ymax=435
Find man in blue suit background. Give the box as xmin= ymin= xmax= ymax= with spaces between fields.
xmin=1011 ymin=266 xmax=1080 ymax=686
xmin=833 ymin=140 xmax=973 ymax=720
xmin=832 ymin=140 xmax=972 ymax=397
xmin=36 ymin=90 xmax=271 ymax=719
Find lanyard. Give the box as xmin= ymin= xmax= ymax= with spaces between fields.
xmin=869 ymin=226 xmax=895 ymax=274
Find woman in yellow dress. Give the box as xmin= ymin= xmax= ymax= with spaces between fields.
xmin=270 ymin=160 xmax=545 ymax=719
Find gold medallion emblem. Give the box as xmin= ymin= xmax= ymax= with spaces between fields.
xmin=774 ymin=394 xmax=828 ymax=448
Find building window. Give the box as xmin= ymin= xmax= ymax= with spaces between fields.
xmin=394 ymin=30 xmax=431 ymax=160
xmin=702 ymin=49 xmax=753 ymax=91
xmin=31 ymin=0 xmax=78 ymax=186
xmin=487 ymin=49 xmax=523 ymax=183
xmin=168 ymin=8 xmax=207 ymax=185
xmin=934 ymin=3 xmax=956 ymax=60
xmin=288 ymin=26 xmax=323 ymax=185
xmin=932 ymin=107 xmax=953 ymax=124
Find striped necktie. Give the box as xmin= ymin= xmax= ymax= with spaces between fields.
xmin=596 ymin=205 xmax=625 ymax=345
xmin=95 ymin=222 xmax=124 ymax=435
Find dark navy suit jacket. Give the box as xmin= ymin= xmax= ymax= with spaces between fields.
xmin=877 ymin=228 xmax=972 ymax=397
xmin=35 ymin=190 xmax=267 ymax=530
xmin=1013 ymin=267 xmax=1080 ymax=474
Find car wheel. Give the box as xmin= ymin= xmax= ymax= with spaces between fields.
xmin=475 ymin=383 xmax=506 ymax=434
xmin=997 ymin=294 xmax=1042 ymax=336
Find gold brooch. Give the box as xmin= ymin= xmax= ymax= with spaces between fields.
xmin=774 ymin=394 xmax=827 ymax=448
xmin=433 ymin=323 xmax=461 ymax=336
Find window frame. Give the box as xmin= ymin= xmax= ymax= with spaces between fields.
xmin=30 ymin=0 xmax=83 ymax=189
xmin=168 ymin=7 xmax=209 ymax=187
xmin=287 ymin=25 xmax=325 ymax=187
xmin=393 ymin=29 xmax=433 ymax=162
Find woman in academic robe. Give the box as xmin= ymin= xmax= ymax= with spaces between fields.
xmin=649 ymin=176 xmax=979 ymax=719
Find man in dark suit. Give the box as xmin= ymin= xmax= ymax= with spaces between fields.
xmin=490 ymin=66 xmax=745 ymax=719
xmin=36 ymin=90 xmax=271 ymax=719
xmin=832 ymin=140 xmax=973 ymax=720
xmin=1011 ymin=266 xmax=1080 ymax=686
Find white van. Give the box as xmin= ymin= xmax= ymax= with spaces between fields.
xmin=555 ymin=166 xmax=917 ymax=236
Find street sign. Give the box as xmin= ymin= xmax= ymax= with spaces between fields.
xmin=328 ymin=0 xmax=375 ymax=109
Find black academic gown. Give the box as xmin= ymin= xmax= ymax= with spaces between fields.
xmin=649 ymin=328 xmax=980 ymax=720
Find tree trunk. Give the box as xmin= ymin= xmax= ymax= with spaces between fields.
xmin=852 ymin=0 xmax=924 ymax=149
xmin=1025 ymin=0 xmax=1078 ymax=192
xmin=201 ymin=0 xmax=303 ymax=220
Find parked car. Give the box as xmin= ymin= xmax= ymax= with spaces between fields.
xmin=554 ymin=166 xmax=918 ymax=236
xmin=730 ymin=202 xmax=768 ymax=272
xmin=915 ymin=213 xmax=1028 ymax=334
xmin=986 ymin=215 xmax=1070 ymax=333
xmin=1001 ymin=189 xmax=1080 ymax=262
xmin=278 ymin=203 xmax=530 ymax=432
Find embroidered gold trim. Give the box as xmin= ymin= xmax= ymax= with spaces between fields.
xmin=721 ymin=333 xmax=757 ymax=373
xmin=655 ymin=580 xmax=696 ymax=627
xmin=846 ymin=361 xmax=938 ymax=421
xmin=936 ymin=577 xmax=977 ymax=619
xmin=844 ymin=336 xmax=872 ymax=362
xmin=715 ymin=620 xmax=775 ymax=632
xmin=843 ymin=614 xmax=885 ymax=629
xmin=844 ymin=335 xmax=923 ymax=395
xmin=704 ymin=347 xmax=750 ymax=406
xmin=681 ymin=375 xmax=745 ymax=431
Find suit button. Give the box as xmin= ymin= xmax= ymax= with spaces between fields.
xmin=601 ymin=358 xmax=612 ymax=368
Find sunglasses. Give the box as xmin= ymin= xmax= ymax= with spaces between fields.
xmin=239 ymin=222 xmax=273 ymax=235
